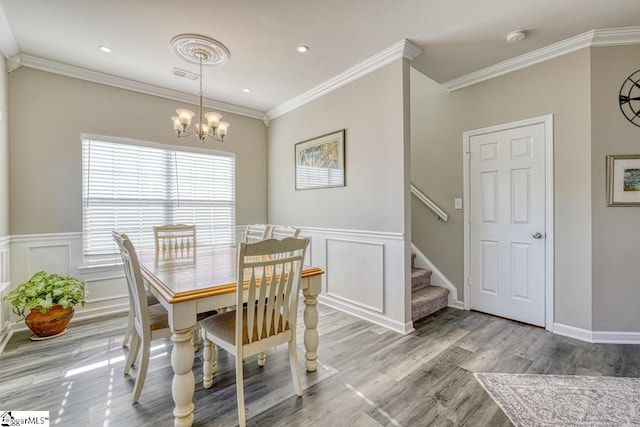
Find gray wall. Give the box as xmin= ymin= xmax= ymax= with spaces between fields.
xmin=8 ymin=67 xmax=268 ymax=235
xmin=0 ymin=56 xmax=7 ymax=237
xmin=267 ymin=60 xmax=408 ymax=233
xmin=411 ymin=48 xmax=594 ymax=330
xmin=591 ymin=44 xmax=640 ymax=332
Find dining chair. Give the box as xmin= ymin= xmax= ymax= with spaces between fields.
xmin=113 ymin=231 xmax=173 ymax=404
xmin=242 ymin=224 xmax=271 ymax=243
xmin=200 ymin=237 xmax=310 ymax=427
xmin=122 ymin=224 xmax=195 ymax=348
xmin=153 ymin=224 xmax=196 ymax=253
xmin=268 ymin=225 xmax=301 ymax=239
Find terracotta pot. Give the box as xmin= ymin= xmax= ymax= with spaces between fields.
xmin=25 ymin=305 xmax=74 ymax=338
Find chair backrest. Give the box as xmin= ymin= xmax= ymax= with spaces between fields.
xmin=269 ymin=225 xmax=301 ymax=239
xmin=242 ymin=224 xmax=271 ymax=243
xmin=153 ymin=224 xmax=196 ymax=253
xmin=236 ymin=237 xmax=309 ymax=346
xmin=113 ymin=231 xmax=151 ymax=340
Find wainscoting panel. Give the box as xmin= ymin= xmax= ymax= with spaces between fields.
xmin=298 ymin=227 xmax=412 ymax=334
xmin=325 ymin=239 xmax=384 ymax=313
xmin=27 ymin=243 xmax=71 ymax=277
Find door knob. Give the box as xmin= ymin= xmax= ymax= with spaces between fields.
xmin=532 ymin=232 xmax=543 ymax=239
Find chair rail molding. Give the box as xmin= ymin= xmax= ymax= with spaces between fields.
xmin=411 ymin=184 xmax=448 ymax=222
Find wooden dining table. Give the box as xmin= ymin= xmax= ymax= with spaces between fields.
xmin=138 ymin=245 xmax=324 ymax=427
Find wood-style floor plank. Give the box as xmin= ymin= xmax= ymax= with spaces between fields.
xmin=1 ymin=306 xmax=640 ymax=426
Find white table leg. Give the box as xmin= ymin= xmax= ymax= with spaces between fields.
xmin=171 ymin=328 xmax=195 ymax=427
xmin=302 ymin=290 xmax=319 ymax=372
xmin=202 ymin=338 xmax=217 ymax=389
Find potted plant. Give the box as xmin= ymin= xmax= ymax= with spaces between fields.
xmin=4 ymin=271 xmax=86 ymax=340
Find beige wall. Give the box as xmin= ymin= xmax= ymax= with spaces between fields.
xmin=411 ymin=49 xmax=594 ymax=330
xmin=0 ymin=57 xmax=8 ymax=237
xmin=591 ymin=45 xmax=640 ymax=332
xmin=8 ymin=67 xmax=268 ymax=235
xmin=267 ymin=60 xmax=407 ymax=233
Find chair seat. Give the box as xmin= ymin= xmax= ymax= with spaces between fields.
xmin=200 ymin=307 xmax=290 ymax=346
xmin=148 ymin=303 xmax=217 ymax=331
xmin=148 ymin=304 xmax=170 ymax=330
xmin=146 ymin=289 xmax=159 ymax=306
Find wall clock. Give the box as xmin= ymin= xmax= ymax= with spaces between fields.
xmin=619 ymin=69 xmax=640 ymax=128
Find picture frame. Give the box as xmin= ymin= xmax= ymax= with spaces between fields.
xmin=606 ymin=154 xmax=640 ymax=206
xmin=295 ymin=129 xmax=345 ymax=190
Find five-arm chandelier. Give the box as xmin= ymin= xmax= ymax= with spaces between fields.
xmin=170 ymin=34 xmax=230 ymax=143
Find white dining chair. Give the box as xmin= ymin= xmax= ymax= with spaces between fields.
xmin=113 ymin=231 xmax=173 ymax=403
xmin=242 ymin=224 xmax=271 ymax=243
xmin=200 ymin=237 xmax=310 ymax=427
xmin=269 ymin=225 xmax=300 ymax=239
xmin=154 ymin=224 xmax=196 ymax=253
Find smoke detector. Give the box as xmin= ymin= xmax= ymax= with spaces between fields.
xmin=506 ymin=30 xmax=526 ymax=43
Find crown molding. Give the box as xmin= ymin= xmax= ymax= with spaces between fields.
xmin=15 ymin=54 xmax=266 ymax=120
xmin=266 ymin=39 xmax=423 ymax=120
xmin=443 ymin=26 xmax=640 ymax=91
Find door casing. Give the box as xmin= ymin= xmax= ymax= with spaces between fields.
xmin=462 ymin=114 xmax=555 ymax=331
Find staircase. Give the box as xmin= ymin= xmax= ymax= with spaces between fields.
xmin=411 ymin=253 xmax=449 ymax=322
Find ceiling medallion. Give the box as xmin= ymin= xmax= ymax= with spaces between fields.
xmin=170 ymin=34 xmax=230 ymax=67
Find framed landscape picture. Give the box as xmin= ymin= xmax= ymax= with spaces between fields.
xmin=295 ymin=129 xmax=345 ymax=190
xmin=606 ymin=154 xmax=640 ymax=206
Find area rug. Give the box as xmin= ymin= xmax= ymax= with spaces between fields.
xmin=474 ymin=373 xmax=640 ymax=426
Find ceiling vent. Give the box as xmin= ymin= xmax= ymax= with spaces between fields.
xmin=171 ymin=67 xmax=199 ymax=80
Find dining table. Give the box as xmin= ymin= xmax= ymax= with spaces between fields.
xmin=138 ymin=245 xmax=324 ymax=427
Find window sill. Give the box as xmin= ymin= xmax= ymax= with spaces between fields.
xmin=78 ymin=261 xmax=123 ymax=274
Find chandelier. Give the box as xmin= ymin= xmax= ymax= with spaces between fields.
xmin=170 ymin=34 xmax=230 ymax=143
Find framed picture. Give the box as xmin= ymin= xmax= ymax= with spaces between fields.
xmin=295 ymin=129 xmax=345 ymax=190
xmin=606 ymin=154 xmax=640 ymax=206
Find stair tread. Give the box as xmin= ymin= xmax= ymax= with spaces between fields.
xmin=411 ymin=285 xmax=449 ymax=322
xmin=412 ymin=285 xmax=449 ymax=299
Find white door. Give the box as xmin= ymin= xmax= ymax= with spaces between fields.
xmin=467 ymin=121 xmax=547 ymax=327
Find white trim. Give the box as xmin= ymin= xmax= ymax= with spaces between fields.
xmin=462 ymin=115 xmax=555 ymax=331
xmin=15 ymin=54 xmax=265 ymax=120
xmin=554 ymin=323 xmax=640 ymax=344
xmin=553 ymin=323 xmax=594 ymax=343
xmin=443 ymin=26 xmax=640 ymax=91
xmin=10 ymin=232 xmax=82 ymax=243
xmin=410 ymin=243 xmax=462 ymax=308
xmin=266 ymin=39 xmax=423 ymax=119
xmin=591 ymin=331 xmax=640 ymax=344
xmin=237 ymin=224 xmax=404 ymax=241
xmin=318 ymin=295 xmax=414 ymax=335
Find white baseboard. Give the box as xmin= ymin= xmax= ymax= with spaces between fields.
xmin=553 ymin=323 xmax=640 ymax=344
xmin=319 ymin=295 xmax=414 ymax=335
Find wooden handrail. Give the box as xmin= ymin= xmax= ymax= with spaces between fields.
xmin=411 ymin=184 xmax=448 ymax=222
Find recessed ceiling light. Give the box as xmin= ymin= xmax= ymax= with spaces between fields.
xmin=99 ymin=45 xmax=112 ymax=53
xmin=505 ymin=30 xmax=526 ymax=44
xmin=296 ymin=45 xmax=309 ymax=53
xmin=242 ymin=88 xmax=251 ymax=93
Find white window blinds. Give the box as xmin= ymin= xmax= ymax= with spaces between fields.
xmin=82 ymin=137 xmax=235 ymax=264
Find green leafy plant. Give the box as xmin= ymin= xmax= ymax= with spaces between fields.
xmin=3 ymin=271 xmax=86 ymax=317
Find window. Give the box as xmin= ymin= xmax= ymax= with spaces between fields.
xmin=82 ymin=136 xmax=235 ymax=264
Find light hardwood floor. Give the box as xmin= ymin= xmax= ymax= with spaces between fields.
xmin=1 ymin=305 xmax=639 ymax=426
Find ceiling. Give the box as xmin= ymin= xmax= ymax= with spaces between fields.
xmin=1 ymin=0 xmax=639 ymax=118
